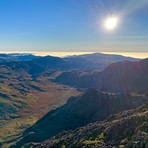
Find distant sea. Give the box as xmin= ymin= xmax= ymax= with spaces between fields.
xmin=1 ymin=51 xmax=148 ymax=59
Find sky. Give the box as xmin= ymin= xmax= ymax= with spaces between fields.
xmin=0 ymin=0 xmax=148 ymax=53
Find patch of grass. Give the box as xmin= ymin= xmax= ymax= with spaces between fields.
xmin=82 ymin=132 xmax=105 ymax=146
xmin=0 ymin=116 xmax=38 ymax=147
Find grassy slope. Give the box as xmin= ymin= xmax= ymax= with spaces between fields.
xmin=0 ymin=65 xmax=80 ymax=147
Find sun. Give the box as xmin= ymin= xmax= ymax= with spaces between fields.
xmin=104 ymin=17 xmax=118 ymax=31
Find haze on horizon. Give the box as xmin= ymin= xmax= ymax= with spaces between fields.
xmin=0 ymin=0 xmax=148 ymax=53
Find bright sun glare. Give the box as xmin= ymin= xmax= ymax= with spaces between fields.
xmin=104 ymin=17 xmax=118 ymax=31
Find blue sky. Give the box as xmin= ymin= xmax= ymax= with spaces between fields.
xmin=0 ymin=0 xmax=148 ymax=53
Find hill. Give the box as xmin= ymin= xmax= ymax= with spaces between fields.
xmin=13 ymin=88 xmax=148 ymax=147
xmin=31 ymin=56 xmax=70 ymax=70
xmin=54 ymin=58 xmax=148 ymax=92
xmin=34 ymin=102 xmax=148 ymax=148
xmin=63 ymin=52 xmax=140 ymax=69
xmin=0 ymin=53 xmax=38 ymax=63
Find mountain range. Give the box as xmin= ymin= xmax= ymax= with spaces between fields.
xmin=0 ymin=53 xmax=140 ymax=70
xmin=63 ymin=52 xmax=140 ymax=69
xmin=0 ymin=52 xmax=147 ymax=147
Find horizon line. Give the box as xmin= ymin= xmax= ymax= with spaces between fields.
xmin=0 ymin=51 xmax=148 ymax=59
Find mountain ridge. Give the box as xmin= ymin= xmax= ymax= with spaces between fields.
xmin=0 ymin=53 xmax=38 ymax=63
xmin=0 ymin=53 xmax=140 ymax=70
xmin=34 ymin=102 xmax=148 ymax=148
xmin=12 ymin=88 xmax=148 ymax=147
xmin=54 ymin=58 xmax=148 ymax=92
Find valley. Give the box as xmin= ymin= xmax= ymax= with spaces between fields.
xmin=0 ymin=53 xmax=147 ymax=147
xmin=0 ymin=57 xmax=80 ymax=147
xmin=1 ymin=1 xmax=148 ymax=147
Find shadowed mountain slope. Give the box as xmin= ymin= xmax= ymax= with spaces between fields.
xmin=54 ymin=58 xmax=148 ymax=92
xmin=34 ymin=102 xmax=148 ymax=148
xmin=13 ymin=88 xmax=148 ymax=147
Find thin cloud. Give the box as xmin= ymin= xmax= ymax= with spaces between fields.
xmin=110 ymin=36 xmax=148 ymax=39
xmin=0 ymin=32 xmax=33 ymax=37
xmin=120 ymin=0 xmax=148 ymax=17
